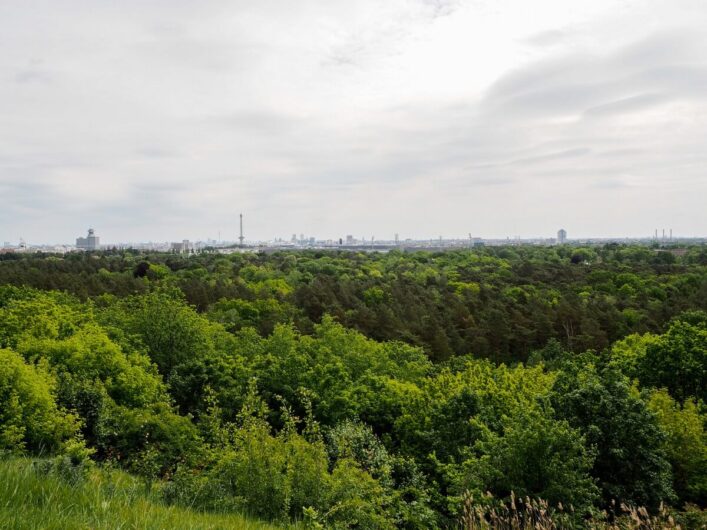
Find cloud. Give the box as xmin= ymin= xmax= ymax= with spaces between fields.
xmin=1 ymin=0 xmax=706 ymax=241
xmin=583 ymin=93 xmax=671 ymax=117
xmin=524 ymin=29 xmax=567 ymax=48
xmin=485 ymin=29 xmax=707 ymax=118
xmin=420 ymin=0 xmax=463 ymax=19
xmin=15 ymin=69 xmax=53 ymax=84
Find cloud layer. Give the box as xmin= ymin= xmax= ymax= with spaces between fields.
xmin=1 ymin=0 xmax=706 ymax=243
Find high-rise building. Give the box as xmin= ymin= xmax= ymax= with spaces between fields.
xmin=171 ymin=240 xmax=192 ymax=253
xmin=76 ymin=228 xmax=100 ymax=250
xmin=557 ymin=228 xmax=567 ymax=244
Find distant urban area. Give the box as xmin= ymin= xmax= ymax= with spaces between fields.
xmin=1 ymin=222 xmax=702 ymax=255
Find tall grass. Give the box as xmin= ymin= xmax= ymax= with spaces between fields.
xmin=459 ymin=492 xmax=705 ymax=530
xmin=0 ymin=457 xmax=282 ymax=530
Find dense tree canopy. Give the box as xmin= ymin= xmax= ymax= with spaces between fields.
xmin=0 ymin=245 xmax=705 ymax=528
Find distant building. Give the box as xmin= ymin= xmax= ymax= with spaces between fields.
xmin=557 ymin=229 xmax=567 ymax=244
xmin=76 ymin=228 xmax=100 ymax=250
xmin=171 ymin=240 xmax=192 ymax=253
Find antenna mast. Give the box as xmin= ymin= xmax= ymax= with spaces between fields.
xmin=239 ymin=213 xmax=244 ymax=247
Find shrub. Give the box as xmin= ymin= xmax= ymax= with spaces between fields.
xmin=448 ymin=410 xmax=598 ymax=517
xmin=326 ymin=420 xmax=437 ymax=528
xmin=97 ymin=402 xmax=203 ymax=477
xmin=211 ymin=423 xmax=329 ymax=521
xmin=0 ymin=348 xmax=78 ymax=454
xmin=33 ymin=437 xmax=96 ymax=485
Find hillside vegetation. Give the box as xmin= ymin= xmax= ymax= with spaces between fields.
xmin=0 ymin=457 xmax=280 ymax=530
xmin=0 ymin=245 xmax=705 ymax=528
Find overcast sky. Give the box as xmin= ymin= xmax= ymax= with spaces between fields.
xmin=1 ymin=0 xmax=706 ymax=244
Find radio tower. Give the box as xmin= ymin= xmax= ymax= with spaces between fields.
xmin=239 ymin=213 xmax=244 ymax=247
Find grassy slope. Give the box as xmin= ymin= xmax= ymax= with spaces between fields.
xmin=0 ymin=458 xmax=282 ymax=530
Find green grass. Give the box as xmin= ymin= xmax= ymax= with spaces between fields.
xmin=0 ymin=457 xmax=283 ymax=530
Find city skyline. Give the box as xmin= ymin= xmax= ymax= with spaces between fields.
xmin=2 ymin=1 xmax=707 ymax=242
xmin=2 ymin=219 xmax=705 ymax=247
xmin=3 ymin=223 xmax=702 ymax=249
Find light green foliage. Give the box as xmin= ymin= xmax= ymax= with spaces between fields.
xmin=393 ymin=359 xmax=577 ymax=518
xmin=363 ymin=286 xmax=385 ymax=305
xmin=0 ymin=287 xmax=199 ymax=476
xmin=0 ymin=348 xmax=78 ymax=453
xmin=1 ymin=288 xmax=166 ymax=410
xmin=208 ymin=297 xmax=293 ymax=335
xmin=35 ymin=436 xmax=97 ymax=485
xmin=249 ymin=317 xmax=431 ymax=425
xmin=448 ymin=281 xmax=480 ymax=298
xmin=647 ymin=389 xmax=707 ymax=504
xmin=327 ymin=420 xmax=392 ymax=481
xmin=99 ymin=291 xmax=218 ymax=377
xmin=168 ymin=387 xmax=397 ymax=528
xmin=0 ymin=288 xmax=89 ymax=349
xmin=1 ymin=248 xmax=706 ymax=527
xmin=211 ymin=421 xmax=329 ymax=521
xmin=395 ymin=359 xmax=555 ymax=463
xmin=207 ymin=385 xmax=329 ymax=521
xmin=17 ymin=324 xmax=166 ymax=409
xmin=610 ymin=332 xmax=660 ymax=378
xmin=569 ymin=247 xmax=598 ymax=264
xmin=612 ymin=317 xmax=706 ymax=402
xmin=98 ymin=291 xmax=249 ymax=416
xmin=146 ymin=262 xmax=172 ymax=279
xmin=252 ymin=278 xmax=293 ymax=298
xmin=322 ymin=459 xmax=393 ymax=529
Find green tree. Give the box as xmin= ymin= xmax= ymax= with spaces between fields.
xmin=449 ymin=409 xmax=598 ymax=515
xmin=647 ymin=389 xmax=707 ymax=505
xmin=639 ymin=321 xmax=706 ymax=402
xmin=551 ymin=364 xmax=674 ymax=508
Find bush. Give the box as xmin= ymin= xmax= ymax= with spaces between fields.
xmin=326 ymin=420 xmax=437 ymax=528
xmin=165 ymin=389 xmax=397 ymax=528
xmin=97 ymin=402 xmax=203 ymax=478
xmin=33 ymin=437 xmax=95 ymax=485
xmin=321 ymin=459 xmax=393 ymax=529
xmin=448 ymin=410 xmax=598 ymax=517
xmin=0 ymin=348 xmax=78 ymax=454
xmin=210 ymin=425 xmax=328 ymax=521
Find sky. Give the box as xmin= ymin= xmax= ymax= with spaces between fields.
xmin=1 ymin=0 xmax=706 ymax=244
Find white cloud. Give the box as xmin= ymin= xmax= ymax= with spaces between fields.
xmin=0 ymin=0 xmax=706 ymax=243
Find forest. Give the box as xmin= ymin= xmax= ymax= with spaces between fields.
xmin=0 ymin=244 xmax=705 ymax=529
